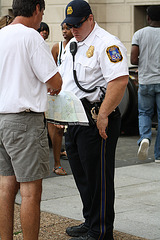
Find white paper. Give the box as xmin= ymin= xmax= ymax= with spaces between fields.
xmin=45 ymin=91 xmax=89 ymax=126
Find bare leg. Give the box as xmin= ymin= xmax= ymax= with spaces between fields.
xmin=48 ymin=123 xmax=64 ymax=168
xmin=20 ymin=179 xmax=42 ymax=240
xmin=0 ymin=175 xmax=19 ymax=240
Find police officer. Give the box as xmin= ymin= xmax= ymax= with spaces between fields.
xmin=60 ymin=1 xmax=128 ymax=239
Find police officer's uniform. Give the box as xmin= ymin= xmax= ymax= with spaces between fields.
xmin=60 ymin=22 xmax=128 ymax=240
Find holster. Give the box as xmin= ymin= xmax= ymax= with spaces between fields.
xmin=80 ymin=97 xmax=121 ymax=126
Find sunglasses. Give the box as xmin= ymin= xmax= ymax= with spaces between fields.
xmin=66 ymin=16 xmax=89 ymax=29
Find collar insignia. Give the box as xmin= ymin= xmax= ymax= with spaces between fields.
xmin=86 ymin=46 xmax=94 ymax=58
xmin=67 ymin=6 xmax=73 ymax=15
xmin=106 ymin=45 xmax=123 ymax=63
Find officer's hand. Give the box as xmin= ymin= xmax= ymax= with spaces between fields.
xmin=96 ymin=114 xmax=108 ymax=140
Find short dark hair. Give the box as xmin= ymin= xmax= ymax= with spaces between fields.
xmin=146 ymin=5 xmax=160 ymax=21
xmin=12 ymin=0 xmax=45 ymax=17
xmin=37 ymin=22 xmax=50 ymax=35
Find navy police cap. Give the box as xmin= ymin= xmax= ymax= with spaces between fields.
xmin=63 ymin=0 xmax=92 ymax=25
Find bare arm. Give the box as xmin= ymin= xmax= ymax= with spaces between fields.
xmin=97 ymin=75 xmax=128 ymax=139
xmin=46 ymin=72 xmax=62 ymax=95
xmin=51 ymin=43 xmax=59 ymax=64
xmin=46 ymin=43 xmax=62 ymax=95
xmin=130 ymin=45 xmax=139 ymax=65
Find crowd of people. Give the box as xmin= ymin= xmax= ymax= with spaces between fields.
xmin=0 ymin=0 xmax=159 ymax=239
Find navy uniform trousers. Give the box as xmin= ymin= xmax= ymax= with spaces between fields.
xmin=65 ymin=114 xmax=121 ymax=240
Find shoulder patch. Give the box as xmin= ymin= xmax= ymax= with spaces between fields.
xmin=106 ymin=45 xmax=123 ymax=63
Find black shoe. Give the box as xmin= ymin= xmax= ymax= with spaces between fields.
xmin=69 ymin=234 xmax=96 ymax=240
xmin=66 ymin=223 xmax=89 ymax=237
xmin=69 ymin=234 xmax=114 ymax=240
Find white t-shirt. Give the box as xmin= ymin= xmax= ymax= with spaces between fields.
xmin=0 ymin=24 xmax=58 ymax=113
xmin=59 ymin=22 xmax=128 ymax=102
xmin=132 ymin=26 xmax=160 ymax=84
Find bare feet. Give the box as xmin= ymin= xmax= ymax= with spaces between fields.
xmin=60 ymin=150 xmax=68 ymax=160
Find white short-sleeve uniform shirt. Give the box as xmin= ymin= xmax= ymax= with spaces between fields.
xmin=0 ymin=24 xmax=58 ymax=113
xmin=60 ymin=22 xmax=128 ymax=102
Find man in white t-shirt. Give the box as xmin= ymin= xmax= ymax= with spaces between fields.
xmin=131 ymin=5 xmax=160 ymax=162
xmin=0 ymin=0 xmax=62 ymax=239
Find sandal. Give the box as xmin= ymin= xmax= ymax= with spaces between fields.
xmin=60 ymin=150 xmax=68 ymax=160
xmin=53 ymin=166 xmax=67 ymax=176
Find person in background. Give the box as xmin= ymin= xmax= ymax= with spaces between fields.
xmin=37 ymin=21 xmax=50 ymax=40
xmin=47 ymin=21 xmax=73 ymax=175
xmin=38 ymin=21 xmax=68 ymax=175
xmin=59 ymin=0 xmax=128 ymax=239
xmin=131 ymin=5 xmax=160 ymax=162
xmin=0 ymin=15 xmax=14 ymax=29
xmin=0 ymin=0 xmax=62 ymax=239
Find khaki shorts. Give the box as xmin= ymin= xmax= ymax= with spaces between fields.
xmin=0 ymin=112 xmax=50 ymax=182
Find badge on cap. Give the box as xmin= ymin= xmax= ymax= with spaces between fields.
xmin=67 ymin=6 xmax=73 ymax=15
xmin=86 ymin=46 xmax=94 ymax=58
xmin=106 ymin=45 xmax=123 ymax=63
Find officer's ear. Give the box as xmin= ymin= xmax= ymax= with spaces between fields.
xmin=88 ymin=14 xmax=94 ymax=23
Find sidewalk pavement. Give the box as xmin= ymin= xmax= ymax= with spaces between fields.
xmin=15 ymin=130 xmax=160 ymax=240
